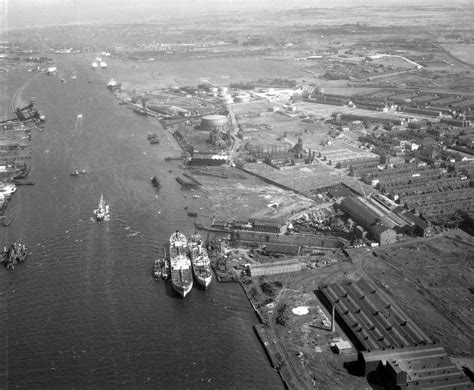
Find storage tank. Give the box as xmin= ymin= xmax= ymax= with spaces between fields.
xmin=219 ymin=94 xmax=233 ymax=104
xmin=200 ymin=114 xmax=228 ymax=131
xmin=234 ymin=94 xmax=250 ymax=103
xmin=218 ymin=86 xmax=228 ymax=94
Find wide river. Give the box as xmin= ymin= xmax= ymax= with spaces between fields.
xmin=0 ymin=56 xmax=284 ymax=389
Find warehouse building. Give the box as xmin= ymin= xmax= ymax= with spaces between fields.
xmin=340 ymin=197 xmax=397 ymax=245
xmin=249 ymin=259 xmax=302 ymax=276
xmin=360 ymin=345 xmax=472 ymax=389
xmin=320 ymin=279 xmax=472 ymax=388
xmin=320 ymin=279 xmax=433 ymax=353
xmin=234 ymin=230 xmax=345 ymax=250
xmin=187 ymin=152 xmax=227 ymax=166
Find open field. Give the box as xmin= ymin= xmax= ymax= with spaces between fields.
xmin=189 ymin=165 xmax=314 ymax=222
xmin=440 ymin=43 xmax=474 ymax=66
xmin=242 ymin=161 xmax=339 ymax=193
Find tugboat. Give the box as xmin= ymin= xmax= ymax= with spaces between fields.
xmin=70 ymin=168 xmax=86 ymax=177
xmin=106 ymin=78 xmax=121 ymax=91
xmin=151 ymin=176 xmax=160 ymax=188
xmin=13 ymin=165 xmax=30 ymax=179
xmin=153 ymin=259 xmax=162 ymax=279
xmin=1 ymin=242 xmax=30 ymax=270
xmin=152 ymin=249 xmax=169 ymax=280
xmin=147 ymin=133 xmax=159 ymax=144
xmin=93 ymin=194 xmax=110 ymax=221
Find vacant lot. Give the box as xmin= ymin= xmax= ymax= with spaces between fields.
xmin=188 ymin=165 xmax=314 ymax=222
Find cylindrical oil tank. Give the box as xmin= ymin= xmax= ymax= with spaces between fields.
xmin=218 ymin=86 xmax=228 ymax=93
xmin=200 ymin=114 xmax=228 ymax=131
xmin=234 ymin=94 xmax=250 ymax=103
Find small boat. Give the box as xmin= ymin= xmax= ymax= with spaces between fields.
xmin=93 ymin=194 xmax=110 ymax=221
xmin=13 ymin=165 xmax=30 ymax=179
xmin=1 ymin=243 xmax=30 ymax=270
xmin=147 ymin=133 xmax=159 ymax=144
xmin=161 ymin=259 xmax=170 ymax=280
xmin=71 ymin=169 xmax=86 ymax=177
xmin=153 ymin=259 xmax=161 ymax=279
xmin=151 ymin=176 xmax=160 ymax=188
xmin=107 ymin=78 xmax=121 ymax=91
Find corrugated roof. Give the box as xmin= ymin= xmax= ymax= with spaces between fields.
xmin=320 ymin=278 xmax=432 ymax=353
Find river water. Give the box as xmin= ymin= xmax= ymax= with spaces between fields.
xmin=0 ymin=57 xmax=284 ymax=389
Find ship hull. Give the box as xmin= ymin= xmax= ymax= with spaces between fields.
xmin=188 ymin=235 xmax=212 ymax=289
xmin=171 ymin=272 xmax=193 ymax=297
xmin=193 ymin=269 xmax=212 ymax=289
xmin=169 ymin=231 xmax=193 ymax=298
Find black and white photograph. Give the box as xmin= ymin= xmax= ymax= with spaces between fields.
xmin=0 ymin=0 xmax=473 ymax=388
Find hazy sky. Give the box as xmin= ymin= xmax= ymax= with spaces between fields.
xmin=1 ymin=0 xmax=471 ymax=30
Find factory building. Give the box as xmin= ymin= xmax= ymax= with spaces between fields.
xmin=320 ymin=279 xmax=472 ymax=388
xmin=187 ymin=152 xmax=227 ymax=166
xmin=234 ymin=230 xmax=345 ymax=251
xmin=248 ymin=218 xmax=282 ymax=233
xmin=440 ymin=118 xmax=471 ymax=128
xmin=249 ymin=259 xmax=302 ymax=276
xmin=340 ymin=197 xmax=397 ymax=245
xmin=361 ymin=345 xmax=472 ymax=389
xmin=200 ymin=114 xmax=229 ymax=132
xmin=320 ymin=279 xmax=433 ymax=353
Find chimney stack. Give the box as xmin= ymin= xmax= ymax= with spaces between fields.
xmin=331 ymin=305 xmax=336 ymax=333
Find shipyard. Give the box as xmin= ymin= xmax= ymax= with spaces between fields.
xmin=1 ymin=1 xmax=473 ymax=389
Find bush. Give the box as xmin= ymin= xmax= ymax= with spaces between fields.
xmin=276 ymin=304 xmax=290 ymax=326
xmin=260 ymin=282 xmax=277 ymax=297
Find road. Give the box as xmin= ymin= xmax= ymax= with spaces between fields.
xmin=226 ymin=105 xmax=240 ymax=164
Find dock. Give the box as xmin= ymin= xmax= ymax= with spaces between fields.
xmin=175 ymin=176 xmax=199 ymax=189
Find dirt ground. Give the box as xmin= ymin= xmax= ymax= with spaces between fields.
xmin=240 ymin=259 xmax=372 ymax=390
xmin=189 ymin=165 xmax=314 ymax=222
xmin=241 ymin=161 xmax=342 ymax=194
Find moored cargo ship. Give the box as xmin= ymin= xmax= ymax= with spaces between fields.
xmin=169 ymin=230 xmax=193 ymax=298
xmin=188 ymin=232 xmax=212 ymax=289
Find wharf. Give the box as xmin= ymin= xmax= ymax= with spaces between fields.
xmin=175 ymin=176 xmax=199 ymax=189
xmin=253 ymin=324 xmax=297 ymax=390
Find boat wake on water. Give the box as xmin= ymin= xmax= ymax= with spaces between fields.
xmin=93 ymin=194 xmax=110 ymax=221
